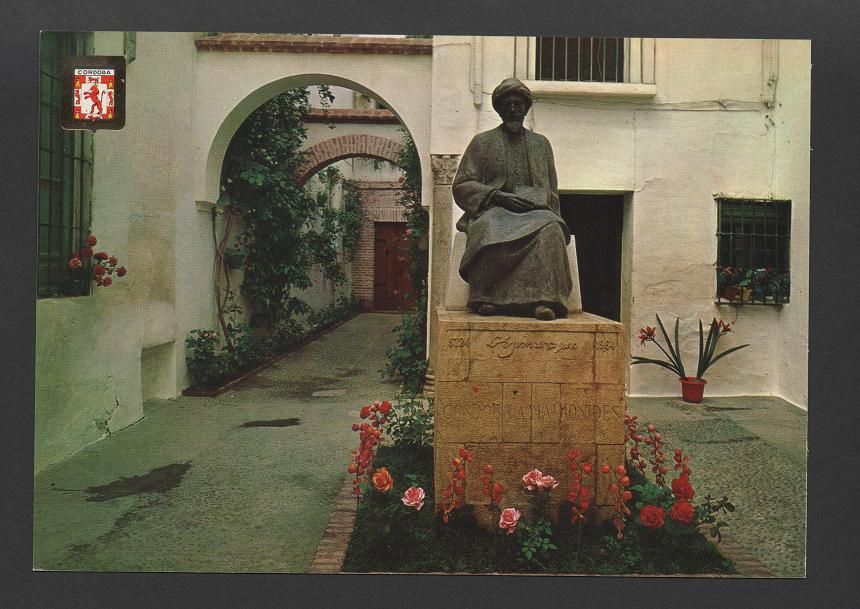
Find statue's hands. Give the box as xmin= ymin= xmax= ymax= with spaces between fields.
xmin=493 ymin=191 xmax=533 ymax=213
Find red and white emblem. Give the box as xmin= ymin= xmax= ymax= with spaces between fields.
xmin=73 ymin=68 xmax=116 ymax=121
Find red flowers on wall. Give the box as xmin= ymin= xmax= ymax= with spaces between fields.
xmin=67 ymin=234 xmax=128 ymax=288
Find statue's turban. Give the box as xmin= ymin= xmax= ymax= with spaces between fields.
xmin=491 ymin=78 xmax=533 ymax=113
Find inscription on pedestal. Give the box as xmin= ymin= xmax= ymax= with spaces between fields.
xmin=433 ymin=307 xmax=628 ymax=525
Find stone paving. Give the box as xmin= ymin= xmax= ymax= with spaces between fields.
xmin=627 ymin=396 xmax=807 ymax=577
xmin=33 ymin=313 xmax=401 ymax=573
xmin=33 ymin=313 xmax=806 ymax=576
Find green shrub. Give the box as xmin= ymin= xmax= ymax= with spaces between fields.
xmin=384 ymin=307 xmax=428 ymax=394
xmin=384 ymin=395 xmax=434 ymax=447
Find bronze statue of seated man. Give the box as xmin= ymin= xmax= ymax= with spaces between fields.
xmin=453 ymin=78 xmax=572 ymax=321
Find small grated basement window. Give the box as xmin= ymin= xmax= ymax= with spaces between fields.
xmin=38 ymin=32 xmax=95 ymax=298
xmin=715 ymin=198 xmax=791 ymax=305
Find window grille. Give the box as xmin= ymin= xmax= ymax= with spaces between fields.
xmin=716 ymin=198 xmax=791 ymax=305
xmin=535 ymin=37 xmax=626 ymax=83
xmin=38 ymin=32 xmax=95 ymax=298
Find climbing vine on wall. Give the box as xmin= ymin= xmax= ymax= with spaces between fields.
xmin=219 ymin=86 xmax=358 ymax=333
xmin=384 ymin=129 xmax=430 ymax=393
xmin=314 ymin=166 xmax=365 ymax=262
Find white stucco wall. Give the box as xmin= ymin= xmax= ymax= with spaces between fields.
xmin=430 ymin=37 xmax=809 ymax=407
xmin=35 ymin=32 xmax=198 ymax=472
xmin=35 ymin=34 xmax=809 ymax=473
xmin=191 ymin=48 xmax=432 ymax=212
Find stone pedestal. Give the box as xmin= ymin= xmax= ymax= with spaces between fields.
xmin=433 ymin=306 xmax=627 ymax=527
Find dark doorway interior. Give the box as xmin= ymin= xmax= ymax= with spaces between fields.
xmin=559 ymin=194 xmax=624 ymax=321
xmin=373 ymin=222 xmax=414 ymax=312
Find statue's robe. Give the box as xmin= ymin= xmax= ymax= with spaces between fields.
xmin=453 ymin=125 xmax=572 ymax=315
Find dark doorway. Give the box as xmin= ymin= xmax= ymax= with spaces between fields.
xmin=373 ymin=222 xmax=414 ymax=312
xmin=559 ymin=194 xmax=624 ymax=321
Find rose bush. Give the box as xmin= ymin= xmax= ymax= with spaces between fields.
xmin=624 ymin=416 xmax=735 ymax=542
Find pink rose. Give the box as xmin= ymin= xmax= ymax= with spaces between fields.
xmin=539 ymin=474 xmax=559 ymax=490
xmin=499 ymin=507 xmax=521 ymax=535
xmin=522 ymin=469 xmax=544 ymax=491
xmin=401 ymin=486 xmax=425 ymax=510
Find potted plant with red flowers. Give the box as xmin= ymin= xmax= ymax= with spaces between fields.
xmin=716 ymin=266 xmax=743 ymax=302
xmin=632 ymin=314 xmax=750 ymax=403
xmin=65 ymin=234 xmax=128 ymax=296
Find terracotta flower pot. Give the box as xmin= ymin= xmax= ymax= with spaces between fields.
xmin=719 ymin=286 xmax=739 ymax=302
xmin=680 ymin=377 xmax=707 ymax=403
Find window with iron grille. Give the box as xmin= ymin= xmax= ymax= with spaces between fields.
xmin=38 ymin=32 xmax=95 ymax=298
xmin=535 ymin=37 xmax=626 ymax=83
xmin=716 ymin=198 xmax=791 ymax=305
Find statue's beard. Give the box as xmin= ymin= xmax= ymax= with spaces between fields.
xmin=502 ymin=118 xmax=524 ymax=133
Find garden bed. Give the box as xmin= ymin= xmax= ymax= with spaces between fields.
xmin=341 ymin=444 xmax=736 ymax=575
xmin=182 ymin=310 xmax=360 ymax=397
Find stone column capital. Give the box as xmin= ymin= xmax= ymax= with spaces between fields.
xmin=430 ymin=154 xmax=461 ymax=186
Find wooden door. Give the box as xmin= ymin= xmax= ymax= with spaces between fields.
xmin=373 ymin=222 xmax=414 ymax=311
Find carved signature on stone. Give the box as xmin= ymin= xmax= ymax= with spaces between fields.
xmin=486 ymin=334 xmax=577 ymax=358
xmin=561 ymin=403 xmax=624 ymax=419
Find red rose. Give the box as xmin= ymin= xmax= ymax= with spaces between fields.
xmin=498 ymin=507 xmax=521 ymax=535
xmin=108 ymin=256 xmax=118 ymax=266
xmin=669 ymin=500 xmax=695 ymax=524
xmin=458 ymin=447 xmax=473 ymax=462
xmin=80 ymin=247 xmax=93 ymax=258
xmin=359 ymin=405 xmax=372 ymax=419
xmin=377 ymin=400 xmax=392 ymax=415
xmin=371 ymin=467 xmax=393 ymax=493
xmin=68 ymin=257 xmax=82 ymax=270
xmin=99 ymin=277 xmax=113 ymax=287
xmin=93 ymin=264 xmax=106 ymax=276
xmin=539 ymin=474 xmax=559 ymax=490
xmin=86 ymin=235 xmax=97 ymax=247
xmin=401 ymin=486 xmax=425 ymax=510
xmin=639 ymin=505 xmax=665 ymax=529
xmin=117 ymin=266 xmax=127 ymax=277
xmin=671 ymin=474 xmax=696 ymax=500
xmin=94 ymin=251 xmax=109 ymax=261
xmin=522 ymin=469 xmax=544 ymax=491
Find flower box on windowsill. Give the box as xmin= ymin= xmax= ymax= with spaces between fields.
xmin=715 ymin=287 xmax=790 ymax=306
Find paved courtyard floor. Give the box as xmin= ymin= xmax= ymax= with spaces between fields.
xmin=33 ymin=313 xmax=401 ymax=573
xmin=33 ymin=313 xmax=806 ymax=576
xmin=627 ymin=395 xmax=807 ymax=577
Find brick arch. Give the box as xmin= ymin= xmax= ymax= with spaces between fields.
xmin=295 ymin=135 xmax=404 ymax=186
